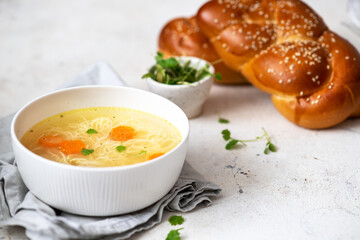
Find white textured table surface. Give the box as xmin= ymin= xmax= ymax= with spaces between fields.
xmin=1 ymin=0 xmax=360 ymax=239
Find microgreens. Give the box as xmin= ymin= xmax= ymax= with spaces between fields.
xmin=222 ymin=128 xmax=276 ymax=154
xmin=142 ymin=52 xmax=222 ymax=85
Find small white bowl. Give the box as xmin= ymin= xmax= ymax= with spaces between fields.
xmin=11 ymin=86 xmax=189 ymax=216
xmin=146 ymin=56 xmax=214 ymax=119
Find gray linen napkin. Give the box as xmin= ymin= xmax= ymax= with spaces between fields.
xmin=0 ymin=62 xmax=221 ymax=240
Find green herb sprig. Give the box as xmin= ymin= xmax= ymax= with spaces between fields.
xmin=168 ymin=215 xmax=184 ymax=226
xmin=166 ymin=228 xmax=184 ymax=240
xmin=218 ymin=116 xmax=229 ymax=124
xmin=86 ymin=128 xmax=98 ymax=134
xmin=222 ymin=128 xmax=276 ymax=154
xmin=116 ymin=145 xmax=126 ymax=153
xmin=166 ymin=215 xmax=185 ymax=240
xmin=142 ymin=52 xmax=221 ymax=85
xmin=138 ymin=150 xmax=147 ymax=156
xmin=81 ymin=148 xmax=94 ymax=156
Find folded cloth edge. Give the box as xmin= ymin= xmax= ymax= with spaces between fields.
xmin=0 ymin=61 xmax=221 ymax=240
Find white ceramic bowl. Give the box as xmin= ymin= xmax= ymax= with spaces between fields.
xmin=11 ymin=86 xmax=189 ymax=216
xmin=146 ymin=56 xmax=214 ymax=119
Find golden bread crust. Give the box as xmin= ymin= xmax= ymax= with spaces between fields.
xmin=158 ymin=0 xmax=360 ymax=128
xmin=196 ymin=0 xmax=360 ymax=128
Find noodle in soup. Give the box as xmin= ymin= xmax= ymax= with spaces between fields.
xmin=21 ymin=107 xmax=182 ymax=167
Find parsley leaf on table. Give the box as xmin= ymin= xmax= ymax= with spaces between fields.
xmin=225 ymin=139 xmax=239 ymax=150
xmin=221 ymin=129 xmax=231 ymax=141
xmin=214 ymin=72 xmax=222 ymax=81
xmin=166 ymin=228 xmax=183 ymax=240
xmin=166 ymin=215 xmax=185 ymax=240
xmin=222 ymin=128 xmax=276 ymax=154
xmin=218 ymin=117 xmax=229 ymax=124
xmin=264 ymin=141 xmax=276 ymax=154
xmin=168 ymin=215 xmax=184 ymax=226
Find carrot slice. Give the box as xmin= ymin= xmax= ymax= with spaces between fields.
xmin=38 ymin=135 xmax=65 ymax=147
xmin=59 ymin=140 xmax=86 ymax=154
xmin=110 ymin=126 xmax=135 ymax=141
xmin=149 ymin=153 xmax=164 ymax=160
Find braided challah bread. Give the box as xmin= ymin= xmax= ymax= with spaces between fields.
xmin=159 ymin=0 xmax=360 ymax=129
